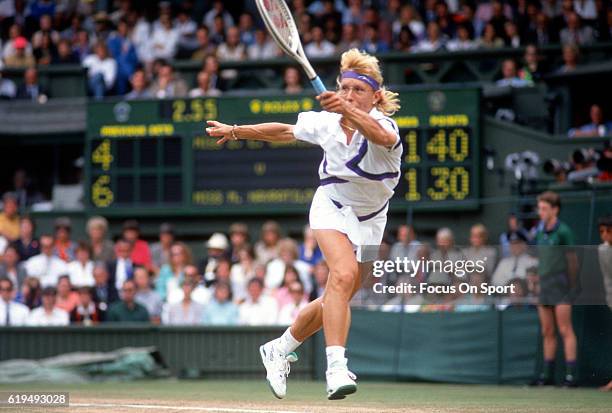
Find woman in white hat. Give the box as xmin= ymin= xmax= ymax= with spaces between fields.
xmin=206 ymin=48 xmax=401 ymax=400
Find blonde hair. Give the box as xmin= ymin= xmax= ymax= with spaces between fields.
xmin=337 ymin=48 xmax=400 ymax=116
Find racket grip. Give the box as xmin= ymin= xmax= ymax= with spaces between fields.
xmin=310 ymin=76 xmax=327 ymax=94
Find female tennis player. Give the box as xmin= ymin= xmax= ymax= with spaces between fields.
xmin=206 ymin=49 xmax=401 ymax=400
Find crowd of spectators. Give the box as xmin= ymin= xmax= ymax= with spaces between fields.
xmin=0 ymin=186 xmax=579 ymax=327
xmin=0 ymin=0 xmax=611 ymax=100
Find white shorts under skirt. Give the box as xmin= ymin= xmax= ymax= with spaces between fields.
xmin=308 ymin=186 xmax=388 ymax=263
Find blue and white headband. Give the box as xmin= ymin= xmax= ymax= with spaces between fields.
xmin=341 ymin=70 xmax=380 ymax=91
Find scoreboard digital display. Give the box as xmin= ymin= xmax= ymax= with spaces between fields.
xmin=85 ymin=87 xmax=480 ymax=215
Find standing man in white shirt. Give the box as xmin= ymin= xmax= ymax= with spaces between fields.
xmin=0 ymin=277 xmax=29 ymax=326
xmin=24 ymin=234 xmax=68 ymax=288
xmin=27 ymin=287 xmax=69 ymax=326
xmin=239 ymin=278 xmax=278 ymax=326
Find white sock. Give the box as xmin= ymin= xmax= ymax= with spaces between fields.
xmin=326 ymin=346 xmax=347 ymax=370
xmin=274 ymin=327 xmax=302 ymax=355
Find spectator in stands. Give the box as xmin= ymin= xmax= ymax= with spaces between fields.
xmin=121 ymin=220 xmax=152 ymax=270
xmin=239 ymin=278 xmax=278 ymax=326
xmin=148 ymin=62 xmax=188 ymax=98
xmin=92 ymin=263 xmax=118 ymax=314
xmin=202 ymin=281 xmax=239 ymax=325
xmin=183 ymin=264 xmax=211 ymax=306
xmin=393 ymin=25 xmax=414 ymax=52
xmin=92 ymin=11 xmax=113 ymax=43
xmin=3 ymin=24 xmax=32 ymax=61
xmin=560 ymin=11 xmax=594 ymax=45
xmin=217 ymin=26 xmax=245 ymax=81
xmin=238 ymin=12 xmax=256 ymax=47
xmin=106 ymin=279 xmax=149 ymax=322
xmin=557 ymin=43 xmax=580 ymax=73
xmin=0 ymin=192 xmax=20 ymax=241
xmin=12 ymin=170 xmax=43 ymax=210
xmin=150 ymin=222 xmax=174 ymax=272
xmin=477 ymin=22 xmax=504 ymax=48
xmin=274 ymin=265 xmax=302 ymax=308
xmin=27 ymin=286 xmax=69 ymax=326
xmin=0 ymin=277 xmax=29 ymax=326
xmin=281 ymin=67 xmax=303 ymax=95
xmin=0 ymin=245 xmax=27 ymax=290
xmin=191 ymin=26 xmax=216 ymax=61
xmin=446 ymin=23 xmax=476 ymax=51
xmin=53 ymin=217 xmax=76 ymax=262
xmin=73 ymin=30 xmax=92 ymax=62
xmin=0 ymin=68 xmax=16 ymax=99
xmin=491 ymin=231 xmax=539 ymax=286
xmin=175 ymin=7 xmax=198 ymax=58
xmin=255 ymin=220 xmax=281 ymax=264
xmin=504 ymin=21 xmax=522 ymax=48
xmin=70 ymin=287 xmax=102 ymax=325
xmin=224 ymin=223 xmax=247 ymax=264
xmin=266 ymin=238 xmax=312 ymax=293
xmin=413 ymin=21 xmax=447 ymax=52
xmin=393 ymin=5 xmax=425 ymax=41
xmin=32 ymin=14 xmax=59 ymax=48
xmin=299 ymin=225 xmax=322 ymax=266
xmin=305 ymin=26 xmax=335 ymax=58
xmin=83 ymin=41 xmax=117 ymax=99
xmin=527 ymin=12 xmax=555 ymax=46
xmin=209 ymin=13 xmax=227 ymax=46
xmin=336 ymin=23 xmax=360 ymax=54
xmin=163 ymin=279 xmax=204 ymax=325
xmin=496 ymin=59 xmax=533 ymax=88
xmin=499 ymin=213 xmax=530 ymax=258
xmin=204 ymin=0 xmax=234 ymax=33
xmin=16 ymin=67 xmax=48 ymax=102
xmin=388 ymin=224 xmax=421 ymax=284
xmin=149 ymin=12 xmax=179 ymax=62
xmin=278 ymin=280 xmax=308 ymax=325
xmin=67 ymin=241 xmax=94 ymax=288
xmin=428 ymin=228 xmax=465 ymax=285
xmin=247 ymin=29 xmax=279 ymax=60
xmin=107 ymin=18 xmax=139 ymax=95
xmin=86 ymin=216 xmax=114 ymax=262
xmin=203 ymin=54 xmax=227 ymax=92
xmin=107 ymin=238 xmax=134 ymax=293
xmin=124 ymin=68 xmax=151 ymax=100
xmin=133 ymin=266 xmax=163 ymax=324
xmin=33 ymin=32 xmax=57 ymax=65
xmin=156 ymin=241 xmax=192 ymax=301
xmin=361 ymin=23 xmax=390 ymax=54
xmin=309 ymin=260 xmax=328 ymax=301
xmin=200 ymin=232 xmax=229 ymax=286
xmin=55 ymin=275 xmax=79 ymax=313
xmin=189 ymin=70 xmax=221 ymax=97
xmin=16 ymin=276 xmax=42 ymax=310
xmin=342 ymin=0 xmax=364 ymax=26
xmin=519 ymin=44 xmax=546 ymax=82
xmin=24 ymin=234 xmax=68 ymax=287
xmin=230 ymin=246 xmax=256 ymax=302
xmin=4 ymin=36 xmax=35 ymax=68
xmin=568 ymin=104 xmax=612 ymax=137
xmin=61 ymin=14 xmax=84 ymax=44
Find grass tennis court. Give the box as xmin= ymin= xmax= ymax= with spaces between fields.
xmin=1 ymin=379 xmax=610 ymax=413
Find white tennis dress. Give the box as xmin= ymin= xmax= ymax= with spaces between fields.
xmin=293 ymin=108 xmax=402 ymax=262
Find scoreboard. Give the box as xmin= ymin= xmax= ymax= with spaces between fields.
xmin=85 ymin=87 xmax=480 ymax=215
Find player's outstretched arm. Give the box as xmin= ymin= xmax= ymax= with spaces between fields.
xmin=206 ymin=120 xmax=295 ymax=144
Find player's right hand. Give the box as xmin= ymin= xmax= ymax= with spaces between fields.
xmin=206 ymin=120 xmax=233 ymax=145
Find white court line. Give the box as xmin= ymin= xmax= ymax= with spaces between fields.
xmin=70 ymin=402 xmax=304 ymax=413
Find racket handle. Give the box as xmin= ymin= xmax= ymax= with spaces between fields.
xmin=310 ymin=76 xmax=327 ymax=94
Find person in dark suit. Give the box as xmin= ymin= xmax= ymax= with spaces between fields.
xmin=92 ymin=263 xmax=118 ymax=316
xmin=106 ymin=238 xmax=134 ymax=293
xmin=16 ymin=67 xmax=48 ymax=102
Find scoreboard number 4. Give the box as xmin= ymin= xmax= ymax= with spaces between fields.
xmin=91 ymin=139 xmax=113 ymax=171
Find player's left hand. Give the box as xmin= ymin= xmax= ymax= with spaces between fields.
xmin=205 ymin=120 xmax=233 ymax=145
xmin=317 ymin=91 xmax=349 ymax=115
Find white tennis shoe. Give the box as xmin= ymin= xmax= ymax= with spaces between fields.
xmin=326 ymin=365 xmax=357 ymax=400
xmin=259 ymin=342 xmax=297 ymax=399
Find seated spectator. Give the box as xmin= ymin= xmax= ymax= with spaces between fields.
xmin=16 ymin=276 xmax=42 ymax=310
xmin=24 ymin=234 xmax=68 ymax=287
xmin=209 ymin=14 xmax=227 ymax=46
xmin=12 ymin=170 xmax=44 ymax=211
xmin=0 ymin=277 xmax=29 ymax=326
xmin=491 ymin=231 xmax=539 ymax=286
xmin=560 ymin=11 xmax=594 ymax=45
xmin=413 ymin=21 xmax=447 ymax=52
xmin=55 ymin=275 xmax=79 ymax=313
xmin=394 ymin=25 xmax=415 ymax=52
xmin=204 ymin=1 xmax=234 ymax=34
xmin=191 ymin=26 xmax=216 ymax=61
xmin=16 ymin=67 xmax=48 ymax=102
xmin=568 ymin=104 xmax=612 ymax=137
xmin=305 ymin=26 xmax=335 ymax=58
xmin=393 ymin=5 xmax=425 ymax=41
xmin=217 ymin=26 xmax=246 ymax=81
xmin=70 ymin=287 xmax=102 ymax=325
xmin=124 ymin=69 xmax=151 ymax=100
xmin=476 ymin=23 xmax=504 ymax=48
xmin=499 ymin=213 xmax=530 ymax=258
xmin=428 ymin=228 xmax=465 ymax=285
xmin=557 ymin=43 xmax=580 ymax=73
xmin=4 ymin=36 xmax=35 ymax=68
xmin=33 ymin=32 xmax=57 ymax=65
xmin=156 ymin=241 xmax=192 ymax=301
xmin=299 ymin=225 xmax=322 ymax=266
xmin=107 ymin=18 xmax=139 ymax=95
xmin=228 ymin=222 xmax=250 ymax=264
xmin=519 ymin=45 xmax=546 ymax=82
xmin=203 ymin=54 xmax=227 ymax=91
xmin=92 ymin=11 xmax=113 ymax=42
xmin=148 ymin=62 xmax=188 ymax=99
xmin=73 ymin=30 xmax=91 ymax=62
xmin=175 ymin=7 xmax=198 ymax=57
xmin=149 ymin=13 xmax=179 ymax=62
xmin=278 ymin=280 xmax=308 ymax=325
xmin=122 ymin=220 xmax=152 ymax=270
xmin=496 ymin=59 xmax=533 ymax=88
xmin=83 ymin=41 xmax=117 ymax=99
xmin=133 ymin=266 xmax=163 ymax=323
xmin=462 ymin=224 xmax=498 ymax=280
xmin=274 ymin=265 xmax=302 ymax=308
xmin=27 ymin=286 xmax=69 ymax=326
xmin=0 ymin=245 xmax=27 ymax=290
xmin=527 ymin=12 xmax=554 ymax=46
xmin=282 ymin=67 xmax=303 ymax=95
xmin=388 ymin=224 xmax=421 ymax=281
xmin=435 ymin=1 xmax=457 ymax=38
xmin=266 ymin=238 xmax=312 ymax=293
xmin=255 ymin=220 xmax=282 ymax=264
xmin=200 ymin=233 xmax=229 ymax=285
xmin=0 ymin=192 xmax=20 ymax=241
xmin=86 ymin=216 xmax=114 ymax=262
xmin=309 ymin=260 xmax=328 ymax=301
xmin=247 ymin=29 xmax=279 ymax=60
xmin=61 ymin=14 xmax=84 ymax=44
xmin=53 ymin=217 xmax=76 ymax=262
xmin=239 ymin=278 xmax=278 ymax=326
xmin=361 ymin=24 xmax=389 ymax=54
xmin=230 ymin=246 xmax=256 ymax=302
xmin=108 ymin=238 xmax=135 ymax=292
xmin=336 ymin=23 xmax=361 ymax=54
xmin=163 ymin=279 xmax=204 ymax=325
xmin=67 ymin=241 xmax=94 ymax=288
xmin=454 ymin=272 xmax=492 ymax=312
xmin=150 ymin=222 xmax=175 ymax=272
xmin=3 ymin=24 xmax=33 ymax=60
xmin=106 ymin=280 xmax=149 ymax=322
xmin=167 ymin=264 xmax=211 ymax=306
xmin=238 ymin=12 xmax=256 ymax=46
xmin=202 ymin=281 xmax=239 ymax=325
xmin=0 ymin=69 xmax=16 ymax=99
xmin=504 ymin=21 xmax=521 ymax=48
xmin=189 ymin=70 xmax=221 ymax=97
xmin=92 ymin=263 xmax=118 ymax=313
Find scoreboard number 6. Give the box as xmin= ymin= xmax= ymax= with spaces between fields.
xmin=91 ymin=175 xmax=114 ymax=207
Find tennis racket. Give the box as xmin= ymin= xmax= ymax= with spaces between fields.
xmin=254 ymin=0 xmax=327 ymax=94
